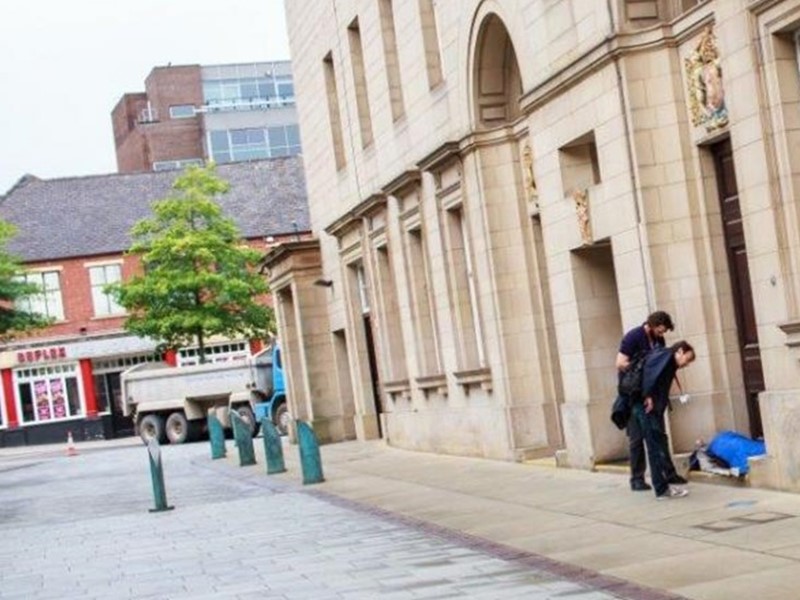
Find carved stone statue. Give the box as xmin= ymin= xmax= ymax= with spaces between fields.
xmin=685 ymin=26 xmax=728 ymax=132
xmin=572 ymin=188 xmax=591 ymax=245
xmin=521 ymin=143 xmax=537 ymax=201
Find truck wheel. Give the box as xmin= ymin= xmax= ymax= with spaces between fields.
xmin=139 ymin=414 xmax=166 ymax=445
xmin=236 ymin=406 xmax=260 ymax=438
xmin=165 ymin=412 xmax=190 ymax=444
xmin=273 ymin=403 xmax=290 ymax=436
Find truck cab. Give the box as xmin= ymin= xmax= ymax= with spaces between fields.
xmin=251 ymin=344 xmax=288 ymax=435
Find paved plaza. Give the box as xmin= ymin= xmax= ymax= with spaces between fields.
xmin=0 ymin=440 xmax=663 ymax=600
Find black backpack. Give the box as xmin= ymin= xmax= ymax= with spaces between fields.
xmin=618 ymin=353 xmax=646 ymax=398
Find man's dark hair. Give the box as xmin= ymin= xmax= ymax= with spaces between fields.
xmin=670 ymin=340 xmax=694 ymax=355
xmin=647 ymin=310 xmax=674 ymax=331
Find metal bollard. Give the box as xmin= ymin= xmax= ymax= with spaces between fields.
xmin=147 ymin=440 xmax=174 ymax=513
xmin=230 ymin=410 xmax=256 ymax=467
xmin=296 ymin=420 xmax=324 ymax=485
xmin=261 ymin=417 xmax=286 ymax=475
xmin=207 ymin=413 xmax=226 ymax=460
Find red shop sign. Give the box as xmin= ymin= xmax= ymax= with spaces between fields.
xmin=17 ymin=346 xmax=67 ymax=364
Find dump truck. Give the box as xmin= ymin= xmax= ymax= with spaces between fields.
xmin=121 ymin=344 xmax=288 ymax=444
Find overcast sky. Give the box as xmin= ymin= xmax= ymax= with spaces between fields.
xmin=0 ymin=0 xmax=291 ymax=195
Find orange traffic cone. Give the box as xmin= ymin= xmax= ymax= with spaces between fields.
xmin=66 ymin=431 xmax=78 ymax=457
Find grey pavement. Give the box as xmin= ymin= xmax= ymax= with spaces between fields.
xmin=0 ymin=438 xmax=651 ymax=600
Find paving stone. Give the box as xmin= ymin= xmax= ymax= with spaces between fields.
xmin=0 ymin=441 xmax=665 ymax=600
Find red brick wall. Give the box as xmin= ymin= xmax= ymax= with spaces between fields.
xmin=17 ymin=253 xmax=139 ymax=341
xmin=113 ymin=65 xmax=205 ymax=173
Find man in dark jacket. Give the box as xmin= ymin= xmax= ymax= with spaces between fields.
xmin=635 ymin=340 xmax=696 ymax=499
xmin=616 ymin=311 xmax=685 ymax=491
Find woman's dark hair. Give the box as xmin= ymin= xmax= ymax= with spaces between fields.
xmin=670 ymin=340 xmax=694 ymax=355
xmin=647 ymin=310 xmax=674 ymax=331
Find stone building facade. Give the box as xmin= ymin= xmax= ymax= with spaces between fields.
xmin=274 ymin=0 xmax=800 ymax=492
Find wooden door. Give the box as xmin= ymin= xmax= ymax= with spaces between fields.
xmin=712 ymin=139 xmax=764 ymax=439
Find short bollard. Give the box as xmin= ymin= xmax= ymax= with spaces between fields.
xmin=208 ymin=413 xmax=226 ymax=460
xmin=261 ymin=417 xmax=286 ymax=475
xmin=147 ymin=440 xmax=174 ymax=513
xmin=297 ymin=420 xmax=324 ymax=485
xmin=230 ymin=410 xmax=256 ymax=467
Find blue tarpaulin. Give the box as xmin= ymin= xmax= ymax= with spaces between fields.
xmin=707 ymin=430 xmax=766 ymax=475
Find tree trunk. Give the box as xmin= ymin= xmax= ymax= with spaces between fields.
xmin=197 ymin=330 xmax=206 ymax=364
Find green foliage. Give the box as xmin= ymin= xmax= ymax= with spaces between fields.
xmin=0 ymin=220 xmax=52 ymax=339
xmin=108 ymin=164 xmax=273 ymax=361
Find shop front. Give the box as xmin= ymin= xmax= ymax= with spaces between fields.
xmin=0 ymin=334 xmax=161 ymax=447
xmin=0 ymin=334 xmax=263 ymax=447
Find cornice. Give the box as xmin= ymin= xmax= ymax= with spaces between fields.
xmin=261 ymin=239 xmax=321 ymax=271
xmin=352 ymin=193 xmax=387 ymax=219
xmin=747 ymin=0 xmax=785 ymax=16
xmin=416 ymin=141 xmax=461 ymax=173
xmin=381 ymin=169 xmax=421 ymax=198
xmin=519 ymin=7 xmax=713 ymax=115
xmin=323 ymin=210 xmax=360 ymax=239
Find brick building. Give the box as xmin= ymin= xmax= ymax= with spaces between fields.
xmin=274 ymin=0 xmax=800 ymax=493
xmin=112 ymin=61 xmax=299 ymax=173
xmin=0 ymin=157 xmax=308 ymax=446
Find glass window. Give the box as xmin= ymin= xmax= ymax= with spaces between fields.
xmin=230 ymin=129 xmax=249 ymax=145
xmin=16 ymin=364 xmax=83 ymax=424
xmin=18 ymin=271 xmax=64 ymax=320
xmin=209 ymin=131 xmax=232 ymax=163
xmin=93 ymin=374 xmax=110 ymax=414
xmin=177 ymin=341 xmax=249 ymax=366
xmin=246 ymin=129 xmax=265 ymax=144
xmin=210 ymin=130 xmax=230 ymax=151
xmin=286 ymin=125 xmax=301 ymax=147
xmin=203 ymin=81 xmax=222 ymax=103
xmin=202 ymin=74 xmax=294 ymax=107
xmin=277 ymin=83 xmax=294 ymax=98
xmin=152 ymin=158 xmax=203 ymax=172
xmin=240 ymin=82 xmax=258 ymax=98
xmin=268 ymin=127 xmax=287 ymax=148
xmin=89 ymin=264 xmax=124 ymax=317
xmin=169 ymin=105 xmax=195 ymax=119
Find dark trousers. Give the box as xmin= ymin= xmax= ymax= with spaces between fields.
xmin=632 ymin=403 xmax=672 ymax=496
xmin=627 ymin=408 xmax=647 ymax=484
xmin=627 ymin=401 xmax=677 ymax=485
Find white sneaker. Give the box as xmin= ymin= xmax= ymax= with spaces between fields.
xmin=657 ymin=486 xmax=689 ymax=500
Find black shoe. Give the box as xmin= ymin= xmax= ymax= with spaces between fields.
xmin=631 ymin=480 xmax=652 ymax=491
xmin=667 ymin=475 xmax=688 ymax=485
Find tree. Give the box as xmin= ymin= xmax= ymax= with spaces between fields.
xmin=0 ymin=220 xmax=52 ymax=339
xmin=109 ymin=165 xmax=274 ymax=363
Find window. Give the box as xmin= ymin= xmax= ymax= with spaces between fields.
xmin=16 ymin=364 xmax=82 ymax=424
xmin=177 ymin=341 xmax=249 ymax=366
xmin=18 ymin=271 xmax=64 ymax=321
xmin=169 ymin=104 xmax=195 ymax=119
xmin=323 ymin=52 xmax=347 ymax=170
xmin=152 ymin=158 xmax=204 ymax=172
xmin=348 ymin=18 xmax=374 ymax=148
xmin=89 ymin=264 xmax=125 ymax=317
xmin=202 ymin=74 xmax=296 ymax=110
xmin=444 ymin=207 xmax=484 ymax=368
xmin=93 ymin=352 xmax=163 ymax=414
xmin=208 ymin=126 xmax=301 ymax=164
xmin=379 ymin=0 xmax=405 ymax=121
xmin=372 ymin=243 xmax=407 ymax=380
xmin=404 ymin=225 xmax=439 ymax=374
xmin=418 ymin=0 xmax=444 ymax=88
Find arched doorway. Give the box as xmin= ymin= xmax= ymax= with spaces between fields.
xmin=473 ymin=14 xmax=522 ymax=128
